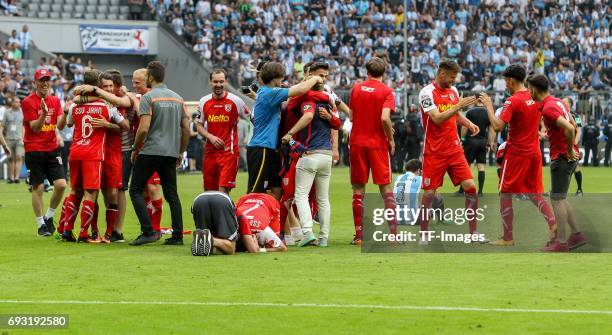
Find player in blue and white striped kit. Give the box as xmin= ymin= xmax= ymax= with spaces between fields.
xmin=393 ymin=160 xmax=422 ymax=225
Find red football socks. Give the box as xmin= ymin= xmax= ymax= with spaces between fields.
xmin=500 ymin=195 xmax=514 ymax=241
xmin=530 ymin=194 xmax=557 ymax=236
xmin=59 ymin=194 xmax=82 ymax=233
xmin=383 ymin=192 xmax=397 ymax=235
xmin=420 ymin=192 xmax=435 ymax=232
xmin=352 ymin=193 xmax=363 ymax=239
xmin=80 ymin=200 xmax=95 ymax=238
xmin=464 ymin=187 xmax=479 ymax=234
xmin=150 ymin=199 xmax=163 ymax=232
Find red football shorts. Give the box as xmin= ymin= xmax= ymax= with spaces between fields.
xmin=147 ymin=172 xmax=160 ymax=185
xmin=499 ymin=151 xmax=544 ymax=194
xmin=70 ymin=160 xmax=102 ymax=190
xmin=349 ymin=146 xmax=392 ymax=185
xmin=422 ymin=150 xmax=473 ymax=190
xmin=203 ymin=153 xmax=239 ymax=190
xmin=101 ymin=152 xmax=122 ymax=189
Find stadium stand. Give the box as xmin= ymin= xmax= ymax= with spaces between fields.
xmin=131 ymin=0 xmax=610 ymax=97
xmin=16 ymin=0 xmax=131 ymax=20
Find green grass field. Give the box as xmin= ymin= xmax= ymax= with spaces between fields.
xmin=1 ymin=166 xmax=611 ymax=334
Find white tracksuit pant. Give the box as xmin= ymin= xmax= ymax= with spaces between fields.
xmin=294 ymin=152 xmax=332 ymax=239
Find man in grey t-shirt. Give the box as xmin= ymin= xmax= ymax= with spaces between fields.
xmin=129 ymin=61 xmax=190 ymax=246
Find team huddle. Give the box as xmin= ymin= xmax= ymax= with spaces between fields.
xmin=20 ymin=56 xmax=586 ymax=254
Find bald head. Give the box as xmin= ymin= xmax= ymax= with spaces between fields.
xmin=132 ymin=68 xmax=148 ymax=94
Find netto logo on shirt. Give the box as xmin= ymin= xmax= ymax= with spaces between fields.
xmin=41 ymin=124 xmax=56 ymax=132
xmin=360 ymin=86 xmax=375 ymax=93
xmin=208 ymin=114 xmax=229 ymax=122
xmin=438 ymin=103 xmax=454 ymax=112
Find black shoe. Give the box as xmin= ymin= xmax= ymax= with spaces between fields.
xmin=77 ymin=235 xmax=91 ymax=243
xmin=37 ymin=224 xmax=51 ymax=237
xmin=164 ymin=236 xmax=184 ymax=245
xmin=110 ymin=231 xmax=125 ymax=243
xmin=7 ymin=179 xmax=13 ymax=184
xmin=478 ymin=192 xmax=483 ymax=197
xmin=129 ymin=233 xmax=160 ymax=246
xmin=62 ymin=230 xmax=77 ymax=242
xmin=44 ymin=217 xmax=56 ymax=235
xmin=191 ymin=229 xmax=212 ymax=256
xmin=13 ymin=179 xmax=20 ymax=184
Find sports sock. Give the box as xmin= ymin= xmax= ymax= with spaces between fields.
xmin=68 ymin=194 xmax=83 ymax=232
xmin=58 ymin=195 xmax=75 ymax=233
xmin=478 ymin=171 xmax=485 ymax=194
xmin=91 ymin=203 xmax=99 ymax=234
xmin=464 ymin=187 xmax=478 ymax=234
xmin=144 ymin=195 xmax=152 ymax=220
xmin=80 ymin=200 xmax=95 ymax=238
xmin=383 ymin=192 xmax=397 ymax=235
xmin=352 ymin=193 xmax=364 ymax=239
xmin=36 ymin=216 xmax=45 ymax=228
xmin=44 ymin=207 xmax=56 ymax=220
xmin=420 ymin=192 xmax=435 ymax=233
xmin=150 ymin=199 xmax=163 ymax=232
xmin=500 ymin=195 xmax=514 ymax=241
xmin=290 ymin=227 xmax=304 ymax=240
xmin=574 ymin=171 xmax=583 ymax=191
xmin=105 ymin=204 xmax=119 ymax=236
xmin=530 ymin=194 xmax=557 ymax=237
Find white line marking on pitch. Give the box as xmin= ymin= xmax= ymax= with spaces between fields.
xmin=0 ymin=300 xmax=611 ymax=315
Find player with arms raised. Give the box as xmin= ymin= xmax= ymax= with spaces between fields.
xmin=480 ymin=65 xmax=557 ymax=246
xmin=417 ymin=59 xmax=482 ymax=243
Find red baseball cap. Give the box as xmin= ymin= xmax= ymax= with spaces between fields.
xmin=34 ymin=68 xmax=52 ymax=80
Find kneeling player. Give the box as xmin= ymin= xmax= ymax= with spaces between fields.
xmin=190 ymin=192 xmax=239 ymax=256
xmin=236 ymin=193 xmax=287 ymax=253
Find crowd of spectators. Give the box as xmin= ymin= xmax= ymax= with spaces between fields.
xmin=139 ymin=0 xmax=610 ymax=95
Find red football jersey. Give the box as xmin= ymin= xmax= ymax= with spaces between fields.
xmin=197 ymin=92 xmax=250 ymax=156
xmin=236 ymin=193 xmax=281 ymax=235
xmin=68 ymin=101 xmax=120 ymax=161
xmin=284 ymin=90 xmax=331 ymax=141
xmin=418 ymin=82 xmax=462 ymax=155
xmin=541 ymin=95 xmax=579 ymax=161
xmin=104 ymin=106 xmax=126 ymax=158
xmin=349 ymin=79 xmax=395 ymax=148
xmin=22 ymin=93 xmax=63 ymax=152
xmin=499 ymin=90 xmax=541 ymax=156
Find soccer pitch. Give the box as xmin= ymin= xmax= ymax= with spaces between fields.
xmin=1 ymin=166 xmax=611 ymax=334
